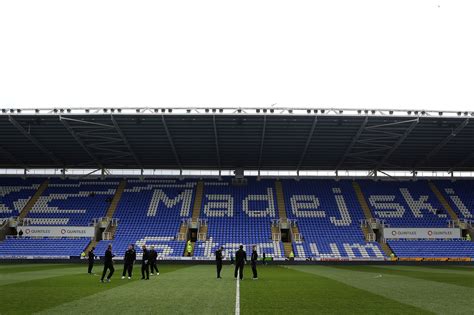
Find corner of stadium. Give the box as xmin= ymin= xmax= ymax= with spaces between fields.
xmin=1 ymin=107 xmax=473 ymax=314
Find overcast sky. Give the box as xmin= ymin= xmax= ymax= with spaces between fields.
xmin=0 ymin=0 xmax=473 ymax=111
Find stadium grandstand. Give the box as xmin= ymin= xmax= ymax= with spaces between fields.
xmin=0 ymin=107 xmax=473 ymax=262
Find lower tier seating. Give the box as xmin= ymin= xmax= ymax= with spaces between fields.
xmin=0 ymin=238 xmax=90 ymax=257
xmin=388 ymin=240 xmax=474 ymax=258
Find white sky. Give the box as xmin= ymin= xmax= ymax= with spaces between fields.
xmin=0 ymin=0 xmax=473 ymax=111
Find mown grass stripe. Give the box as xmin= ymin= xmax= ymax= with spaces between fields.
xmin=0 ymin=263 xmax=78 ymax=274
xmin=240 ymin=266 xmax=429 ymax=315
xmin=38 ymin=265 xmax=235 ymax=315
xmin=0 ymin=266 xmax=85 ymax=286
xmin=332 ymin=265 xmax=474 ymax=288
xmin=373 ymin=265 xmax=474 ymax=276
xmin=287 ymin=265 xmax=474 ymax=315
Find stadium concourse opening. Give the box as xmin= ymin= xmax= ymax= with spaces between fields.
xmin=0 ymin=107 xmax=473 ymax=265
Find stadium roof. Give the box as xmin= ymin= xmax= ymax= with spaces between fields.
xmin=0 ymin=107 xmax=473 ymax=173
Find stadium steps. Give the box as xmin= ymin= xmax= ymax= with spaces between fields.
xmin=18 ymin=179 xmax=49 ymax=220
xmin=275 ymin=180 xmax=288 ymax=220
xmin=351 ymin=181 xmax=373 ymax=220
xmin=428 ymin=181 xmax=459 ymax=221
xmin=191 ymin=181 xmax=204 ymax=222
xmin=283 ymin=242 xmax=293 ymax=258
xmin=105 ymin=224 xmax=118 ymax=239
xmin=105 ymin=179 xmax=127 ymax=218
xmin=380 ymin=242 xmax=394 ymax=257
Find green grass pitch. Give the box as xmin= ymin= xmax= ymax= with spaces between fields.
xmin=0 ymin=263 xmax=473 ymax=314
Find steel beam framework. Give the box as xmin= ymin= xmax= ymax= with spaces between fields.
xmin=8 ymin=115 xmax=62 ymax=167
xmin=296 ymin=116 xmax=318 ymax=172
xmin=161 ymin=115 xmax=183 ymax=171
xmin=417 ymin=118 xmax=470 ymax=168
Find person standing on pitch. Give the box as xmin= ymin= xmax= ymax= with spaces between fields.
xmin=122 ymin=244 xmax=136 ymax=279
xmin=100 ymin=244 xmax=115 ymax=282
xmin=215 ymin=246 xmax=224 ymax=279
xmin=141 ymin=245 xmax=150 ymax=280
xmin=234 ymin=245 xmax=247 ymax=280
xmin=88 ymin=246 xmax=96 ymax=274
xmin=251 ymin=245 xmax=258 ymax=280
xmin=149 ymin=246 xmax=159 ymax=276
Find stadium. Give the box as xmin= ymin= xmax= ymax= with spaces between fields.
xmin=0 ymin=107 xmax=473 ymax=314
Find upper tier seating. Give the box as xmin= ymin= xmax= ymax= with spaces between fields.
xmin=27 ymin=179 xmax=118 ymax=226
xmin=95 ymin=179 xmax=194 ymax=258
xmin=0 ymin=177 xmax=43 ymax=218
xmin=436 ymin=180 xmax=474 ymax=220
xmin=194 ymin=178 xmax=284 ymax=258
xmin=282 ymin=179 xmax=385 ymax=259
xmin=359 ymin=180 xmax=449 ymax=227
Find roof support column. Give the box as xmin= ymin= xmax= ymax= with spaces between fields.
xmin=161 ymin=115 xmax=183 ymax=171
xmin=296 ymin=116 xmax=318 ymax=172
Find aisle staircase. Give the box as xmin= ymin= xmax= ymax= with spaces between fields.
xmin=352 ymin=181 xmax=373 ymax=220
xmin=428 ymin=181 xmax=459 ymax=221
xmin=18 ymin=179 xmax=49 ymax=220
xmin=275 ymin=180 xmax=297 ymax=257
xmin=283 ymin=243 xmax=293 ymax=258
xmin=275 ymin=180 xmax=287 ymax=220
xmin=191 ymin=181 xmax=204 ymax=222
xmin=105 ymin=180 xmax=127 ymax=218
xmin=352 ymin=181 xmax=394 ymax=257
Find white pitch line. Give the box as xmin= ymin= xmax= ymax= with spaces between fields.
xmin=235 ymin=271 xmax=240 ymax=315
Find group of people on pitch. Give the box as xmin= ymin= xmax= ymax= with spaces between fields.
xmin=88 ymin=243 xmax=259 ymax=282
xmin=215 ymin=245 xmax=259 ymax=280
xmin=88 ymin=244 xmax=159 ymax=282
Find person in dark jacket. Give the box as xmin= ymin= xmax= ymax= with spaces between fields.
xmin=215 ymin=246 xmax=224 ymax=279
xmin=122 ymin=244 xmax=136 ymax=279
xmin=100 ymin=244 xmax=115 ymax=282
xmin=141 ymin=245 xmax=150 ymax=280
xmin=251 ymin=245 xmax=258 ymax=280
xmin=149 ymin=246 xmax=159 ymax=276
xmin=88 ymin=246 xmax=96 ymax=274
xmin=234 ymin=245 xmax=247 ymax=280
